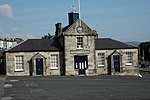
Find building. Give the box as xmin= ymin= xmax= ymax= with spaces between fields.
xmin=0 ymin=38 xmax=23 ymax=74
xmin=0 ymin=38 xmax=23 ymax=51
xmin=4 ymin=12 xmax=139 ymax=76
xmin=0 ymin=38 xmax=4 ymax=51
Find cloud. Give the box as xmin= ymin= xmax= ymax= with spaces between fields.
xmin=0 ymin=33 xmax=35 ymax=40
xmin=0 ymin=4 xmax=14 ymax=18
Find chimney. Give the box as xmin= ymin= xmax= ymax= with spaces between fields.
xmin=68 ymin=12 xmax=79 ymax=25
xmin=55 ymin=23 xmax=62 ymax=37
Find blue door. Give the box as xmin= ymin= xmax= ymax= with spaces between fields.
xmin=79 ymin=62 xmax=86 ymax=75
xmin=36 ymin=58 xmax=43 ymax=75
xmin=113 ymin=55 xmax=120 ymax=72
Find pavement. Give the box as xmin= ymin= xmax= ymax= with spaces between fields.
xmin=0 ymin=74 xmax=150 ymax=100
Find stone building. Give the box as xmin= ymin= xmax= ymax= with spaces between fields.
xmin=4 ymin=12 xmax=139 ymax=76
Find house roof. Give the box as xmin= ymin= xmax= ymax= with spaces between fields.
xmin=6 ymin=39 xmax=62 ymax=52
xmin=95 ymin=38 xmax=137 ymax=50
xmin=0 ymin=38 xmax=3 ymax=41
xmin=6 ymin=38 xmax=137 ymax=52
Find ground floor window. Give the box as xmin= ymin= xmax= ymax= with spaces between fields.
xmin=15 ymin=55 xmax=24 ymax=71
xmin=50 ymin=54 xmax=58 ymax=69
xmin=126 ymin=52 xmax=133 ymax=65
xmin=97 ymin=53 xmax=105 ymax=66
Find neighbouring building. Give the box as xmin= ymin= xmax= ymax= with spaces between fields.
xmin=0 ymin=38 xmax=23 ymax=51
xmin=0 ymin=38 xmax=23 ymax=74
xmin=4 ymin=12 xmax=139 ymax=76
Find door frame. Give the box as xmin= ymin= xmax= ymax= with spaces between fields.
xmin=31 ymin=53 xmax=46 ymax=76
xmin=107 ymin=50 xmax=122 ymax=75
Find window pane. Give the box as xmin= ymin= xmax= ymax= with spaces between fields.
xmin=126 ymin=52 xmax=133 ymax=65
xmin=77 ymin=37 xmax=83 ymax=49
xmin=50 ymin=54 xmax=58 ymax=69
xmin=97 ymin=53 xmax=105 ymax=66
xmin=15 ymin=56 xmax=24 ymax=70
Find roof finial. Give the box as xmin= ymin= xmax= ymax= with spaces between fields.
xmin=71 ymin=5 xmax=77 ymax=13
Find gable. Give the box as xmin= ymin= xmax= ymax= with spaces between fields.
xmin=31 ymin=52 xmax=46 ymax=59
xmin=62 ymin=19 xmax=98 ymax=36
xmin=109 ymin=50 xmax=122 ymax=56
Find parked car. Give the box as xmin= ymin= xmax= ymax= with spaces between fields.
xmin=141 ymin=63 xmax=150 ymax=68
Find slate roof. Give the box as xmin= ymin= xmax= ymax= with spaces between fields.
xmin=95 ymin=38 xmax=137 ymax=50
xmin=6 ymin=37 xmax=137 ymax=52
xmin=6 ymin=39 xmax=62 ymax=52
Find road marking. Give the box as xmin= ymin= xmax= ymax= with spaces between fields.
xmin=24 ymin=81 xmax=39 ymax=88
xmin=1 ymin=97 xmax=13 ymax=100
xmin=3 ymin=84 xmax=13 ymax=88
xmin=9 ymin=80 xmax=19 ymax=82
xmin=24 ymin=81 xmax=45 ymax=94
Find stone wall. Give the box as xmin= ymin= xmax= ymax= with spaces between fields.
xmin=5 ymin=51 xmax=60 ymax=76
xmin=95 ymin=49 xmax=139 ymax=76
xmin=64 ymin=35 xmax=96 ymax=76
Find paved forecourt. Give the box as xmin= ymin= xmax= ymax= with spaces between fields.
xmin=1 ymin=75 xmax=150 ymax=100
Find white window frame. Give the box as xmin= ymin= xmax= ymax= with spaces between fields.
xmin=50 ymin=54 xmax=59 ymax=69
xmin=15 ymin=55 xmax=24 ymax=71
xmin=126 ymin=52 xmax=133 ymax=65
xmin=76 ymin=37 xmax=83 ymax=49
xmin=97 ymin=52 xmax=105 ymax=67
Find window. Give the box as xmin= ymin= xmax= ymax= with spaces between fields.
xmin=126 ymin=52 xmax=133 ymax=65
xmin=77 ymin=37 xmax=83 ymax=49
xmin=3 ymin=41 xmax=7 ymax=50
xmin=15 ymin=56 xmax=24 ymax=71
xmin=97 ymin=53 xmax=105 ymax=66
xmin=50 ymin=54 xmax=58 ymax=69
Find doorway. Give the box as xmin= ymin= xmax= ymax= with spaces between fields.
xmin=74 ymin=55 xmax=88 ymax=75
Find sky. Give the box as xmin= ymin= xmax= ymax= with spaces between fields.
xmin=0 ymin=0 xmax=150 ymax=42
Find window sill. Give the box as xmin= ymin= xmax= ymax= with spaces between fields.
xmin=50 ymin=67 xmax=59 ymax=70
xmin=126 ymin=63 xmax=133 ymax=66
xmin=76 ymin=48 xmax=83 ymax=50
xmin=14 ymin=69 xmax=24 ymax=72
xmin=98 ymin=65 xmax=105 ymax=67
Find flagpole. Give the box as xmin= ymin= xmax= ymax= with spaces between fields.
xmin=78 ymin=0 xmax=81 ymax=26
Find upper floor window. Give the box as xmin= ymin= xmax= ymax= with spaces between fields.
xmin=0 ymin=41 xmax=2 ymax=47
xmin=126 ymin=52 xmax=133 ymax=65
xmin=76 ymin=37 xmax=83 ymax=49
xmin=15 ymin=55 xmax=24 ymax=71
xmin=97 ymin=53 xmax=105 ymax=66
xmin=50 ymin=54 xmax=58 ymax=69
xmin=3 ymin=41 xmax=7 ymax=49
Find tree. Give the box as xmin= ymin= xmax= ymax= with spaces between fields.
xmin=139 ymin=42 xmax=150 ymax=62
xmin=42 ymin=33 xmax=53 ymax=39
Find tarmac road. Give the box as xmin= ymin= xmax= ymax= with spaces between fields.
xmin=0 ymin=75 xmax=150 ymax=100
xmin=0 ymin=76 xmax=5 ymax=100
